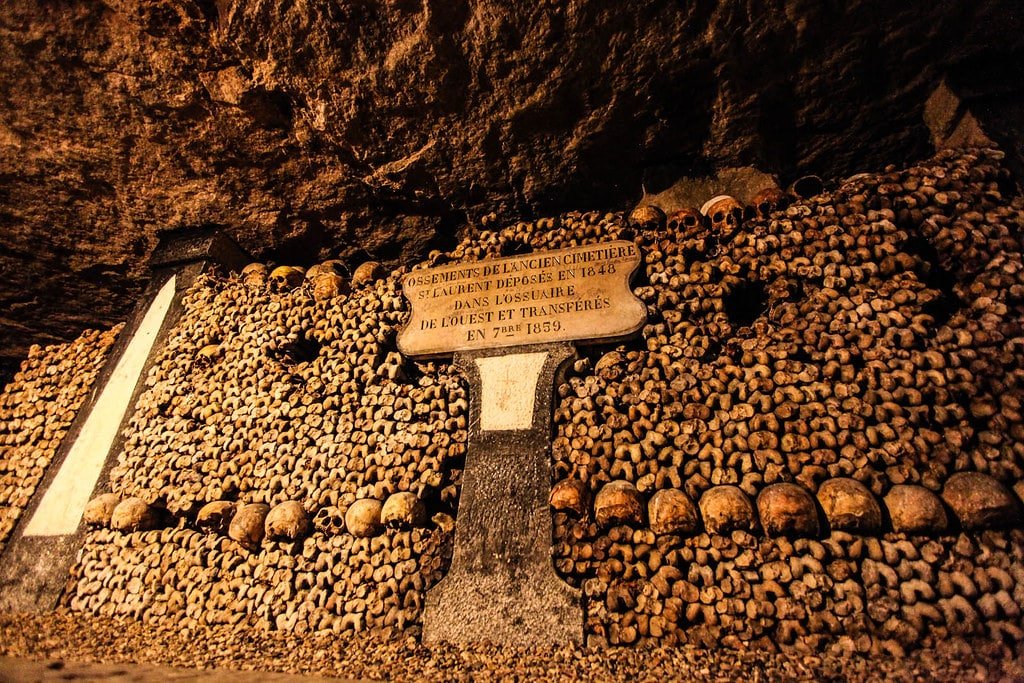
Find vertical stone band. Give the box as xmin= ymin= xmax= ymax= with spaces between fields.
xmin=23 ymin=275 xmax=177 ymax=537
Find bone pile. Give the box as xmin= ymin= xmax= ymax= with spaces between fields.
xmin=0 ymin=326 xmax=121 ymax=552
xmin=67 ymin=266 xmax=462 ymax=635
xmin=548 ymin=147 xmax=1024 ymax=653
xmin=31 ymin=145 xmax=1024 ymax=654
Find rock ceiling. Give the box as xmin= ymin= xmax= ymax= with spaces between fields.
xmin=0 ymin=0 xmax=1021 ymax=364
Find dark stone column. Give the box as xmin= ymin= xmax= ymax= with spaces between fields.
xmin=423 ymin=342 xmax=582 ymax=646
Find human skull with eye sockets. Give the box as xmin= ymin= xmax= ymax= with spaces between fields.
xmin=751 ymin=187 xmax=788 ymax=219
xmin=313 ymin=505 xmax=346 ymax=535
xmin=352 ymin=261 xmax=386 ymax=289
xmin=194 ymin=343 xmax=222 ymax=370
xmin=627 ymin=205 xmax=666 ymax=231
xmin=549 ymin=478 xmax=591 ymax=518
xmin=240 ymin=262 xmax=268 ymax=288
xmin=269 ymin=266 xmax=305 ymax=293
xmin=381 ymin=492 xmax=427 ymax=529
xmin=306 ymin=260 xmax=350 ymax=301
xmin=700 ymin=195 xmax=744 ymax=240
xmin=666 ymin=207 xmax=704 ymax=238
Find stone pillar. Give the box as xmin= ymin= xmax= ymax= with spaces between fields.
xmin=423 ymin=343 xmax=582 ymax=646
xmin=0 ymin=228 xmax=248 ymax=612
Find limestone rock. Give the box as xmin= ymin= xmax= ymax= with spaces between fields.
xmin=1 ymin=1 xmax=1019 ymax=363
xmin=345 ymin=499 xmax=383 ymax=538
xmin=648 ymin=489 xmax=700 ymax=536
xmin=698 ymin=486 xmax=756 ymax=535
xmin=265 ymin=501 xmax=311 ymax=541
xmin=816 ymin=478 xmax=882 ymax=533
xmin=942 ymin=472 xmax=1020 ymax=530
xmin=594 ymin=480 xmax=645 ymax=528
xmin=228 ymin=503 xmax=270 ymax=549
xmin=757 ymin=483 xmax=819 ymax=537
xmin=82 ymin=493 xmax=120 ymax=528
xmin=549 ymin=479 xmax=591 ymax=518
xmin=884 ymin=485 xmax=948 ymax=534
xmin=381 ymin=492 xmax=427 ymax=529
xmin=196 ymin=501 xmax=235 ymax=535
xmin=109 ymin=497 xmax=158 ymax=532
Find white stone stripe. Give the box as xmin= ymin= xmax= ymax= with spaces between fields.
xmin=475 ymin=352 xmax=547 ymax=432
xmin=23 ymin=275 xmax=177 ymax=537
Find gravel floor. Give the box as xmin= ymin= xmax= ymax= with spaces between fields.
xmin=1 ymin=612 xmax=1022 ymax=682
xmin=0 ymin=656 xmax=356 ymax=682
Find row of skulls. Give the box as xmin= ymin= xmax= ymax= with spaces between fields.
xmin=239 ymin=260 xmax=387 ymax=300
xmin=82 ymin=491 xmax=431 ymax=548
xmin=629 ymin=180 xmax=825 ymax=241
xmin=551 ymin=470 xmax=1024 ymax=538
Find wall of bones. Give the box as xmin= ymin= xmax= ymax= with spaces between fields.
xmin=0 ymin=326 xmax=121 ymax=554
xmin=2 ymin=146 xmax=1024 ymax=654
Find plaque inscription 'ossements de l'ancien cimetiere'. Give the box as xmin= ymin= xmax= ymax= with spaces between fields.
xmin=397 ymin=240 xmax=646 ymax=358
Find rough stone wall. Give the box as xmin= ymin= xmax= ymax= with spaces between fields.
xmin=13 ymin=146 xmax=1024 ymax=654
xmin=0 ymin=326 xmax=121 ymax=553
xmin=2 ymin=0 xmax=1022 ymax=365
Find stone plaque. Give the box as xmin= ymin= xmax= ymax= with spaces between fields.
xmin=397 ymin=240 xmax=645 ymax=357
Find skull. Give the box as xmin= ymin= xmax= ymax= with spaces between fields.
xmin=313 ymin=506 xmax=346 ymax=535
xmin=549 ymin=478 xmax=591 ymax=518
xmin=698 ymin=485 xmax=756 ymax=535
xmin=110 ymin=497 xmax=160 ymax=532
xmin=194 ymin=343 xmax=222 ymax=369
xmin=264 ymin=500 xmax=311 ymax=541
xmin=352 ymin=261 xmax=385 ymax=289
xmin=241 ymin=262 xmax=268 ymax=288
xmin=594 ymin=351 xmax=626 ymax=381
xmin=82 ymin=493 xmax=120 ymax=527
xmin=594 ymin=480 xmax=645 ymax=528
xmin=756 ymin=483 xmax=820 ymax=537
xmin=228 ymin=503 xmax=269 ymax=549
xmin=751 ymin=187 xmax=788 ymax=219
xmin=345 ymin=498 xmax=383 ymax=537
xmin=628 ymin=205 xmax=666 ymax=231
xmin=305 ymin=259 xmax=346 ymax=281
xmin=666 ymin=207 xmax=704 ymax=238
xmin=816 ymin=478 xmax=881 ymax=533
xmin=312 ymin=272 xmax=349 ymax=302
xmin=269 ymin=266 xmax=305 ymax=292
xmin=196 ymin=500 xmax=236 ymax=535
xmin=790 ymin=174 xmax=824 ymax=199
xmin=700 ymin=195 xmax=744 ymax=239
xmin=381 ymin=492 xmax=427 ymax=529
xmin=648 ymin=489 xmax=700 ymax=536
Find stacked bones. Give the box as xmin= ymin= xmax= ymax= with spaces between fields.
xmin=548 ymin=147 xmax=1024 ymax=653
xmin=55 ymin=146 xmax=1024 ymax=652
xmin=68 ymin=265 xmax=464 ymax=635
xmin=0 ymin=326 xmax=121 ymax=553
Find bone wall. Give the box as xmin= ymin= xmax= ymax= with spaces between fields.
xmin=0 ymin=326 xmax=121 ymax=553
xmin=66 ymin=274 xmax=465 ymax=635
xmin=547 ymin=146 xmax=1024 ymax=654
xmin=9 ymin=146 xmax=1024 ymax=654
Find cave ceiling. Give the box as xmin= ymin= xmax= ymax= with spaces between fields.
xmin=0 ymin=0 xmax=1021 ymax=364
